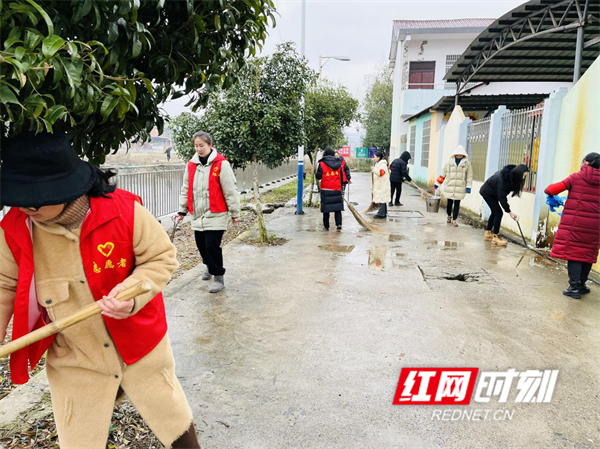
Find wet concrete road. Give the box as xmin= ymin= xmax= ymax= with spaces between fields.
xmin=164 ymin=172 xmax=600 ymax=449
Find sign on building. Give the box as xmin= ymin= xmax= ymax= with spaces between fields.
xmin=368 ymin=147 xmax=378 ymax=158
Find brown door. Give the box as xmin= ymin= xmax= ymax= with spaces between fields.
xmin=408 ymin=62 xmax=435 ymax=89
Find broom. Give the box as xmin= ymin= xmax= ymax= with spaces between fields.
xmin=0 ymin=281 xmax=151 ymax=358
xmin=364 ymin=172 xmax=379 ymax=213
xmin=345 ymin=199 xmax=384 ymax=232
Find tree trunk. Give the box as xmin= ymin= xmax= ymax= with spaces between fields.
xmin=307 ymin=148 xmax=319 ymax=207
xmin=252 ymin=155 xmax=269 ymax=243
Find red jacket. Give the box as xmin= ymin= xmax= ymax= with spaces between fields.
xmin=545 ymin=164 xmax=600 ymax=263
xmin=1 ymin=189 xmax=168 ymax=384
xmin=187 ymin=152 xmax=228 ymax=214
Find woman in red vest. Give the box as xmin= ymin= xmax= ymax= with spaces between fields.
xmin=544 ymin=152 xmax=600 ymax=299
xmin=0 ymin=132 xmax=200 ymax=448
xmin=316 ymin=148 xmax=345 ymax=230
xmin=175 ymin=131 xmax=240 ymax=293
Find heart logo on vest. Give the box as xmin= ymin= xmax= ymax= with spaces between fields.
xmin=97 ymin=242 xmax=115 ymax=257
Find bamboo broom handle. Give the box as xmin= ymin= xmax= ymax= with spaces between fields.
xmin=0 ymin=280 xmax=151 ymax=358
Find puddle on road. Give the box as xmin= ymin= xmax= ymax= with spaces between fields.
xmin=367 ymin=247 xmax=410 ymax=270
xmin=318 ymin=244 xmax=355 ymax=253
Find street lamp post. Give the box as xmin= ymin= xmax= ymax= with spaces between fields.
xmin=295 ymin=0 xmax=307 ymax=215
xmin=318 ymin=55 xmax=351 ymax=77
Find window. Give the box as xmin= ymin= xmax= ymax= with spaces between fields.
xmin=408 ymin=61 xmax=435 ymax=89
xmin=445 ymin=55 xmax=460 ymax=89
xmin=409 ymin=126 xmax=416 ymax=160
xmin=421 ymin=120 xmax=431 ymax=167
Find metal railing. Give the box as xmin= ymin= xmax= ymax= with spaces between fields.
xmin=499 ymin=104 xmax=544 ymax=192
xmin=466 ymin=117 xmax=491 ymax=182
xmin=109 ymin=164 xmax=185 ymax=218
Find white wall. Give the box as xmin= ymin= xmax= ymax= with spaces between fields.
xmin=404 ymin=36 xmax=477 ymax=87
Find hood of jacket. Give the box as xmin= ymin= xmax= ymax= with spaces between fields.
xmin=320 ymin=155 xmax=343 ymax=170
xmin=579 ymin=163 xmax=600 ymax=186
xmin=451 ymin=145 xmax=468 ymax=158
xmin=400 ymin=151 xmax=411 ymax=162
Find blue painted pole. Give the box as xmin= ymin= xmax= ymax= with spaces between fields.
xmin=295 ymin=154 xmax=304 ymax=215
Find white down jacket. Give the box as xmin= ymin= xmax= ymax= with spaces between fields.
xmin=438 ymin=145 xmax=473 ymax=200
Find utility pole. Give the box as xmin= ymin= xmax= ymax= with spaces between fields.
xmin=295 ymin=0 xmax=306 ymax=215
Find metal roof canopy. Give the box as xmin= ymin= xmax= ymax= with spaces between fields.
xmin=404 ymin=93 xmax=550 ymax=122
xmin=445 ymin=0 xmax=600 ymax=95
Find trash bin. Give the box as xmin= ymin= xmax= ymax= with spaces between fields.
xmin=426 ymin=196 xmax=441 ymax=213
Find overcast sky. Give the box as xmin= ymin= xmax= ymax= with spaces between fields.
xmin=162 ymin=0 xmax=528 ymax=127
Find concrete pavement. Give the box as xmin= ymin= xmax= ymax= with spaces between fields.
xmin=164 ymin=172 xmax=600 ymax=449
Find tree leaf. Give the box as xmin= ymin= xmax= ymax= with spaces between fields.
xmin=26 ymin=0 xmax=54 ymax=36
xmin=100 ymin=95 xmax=118 ymax=120
xmin=131 ymin=33 xmax=142 ymax=58
xmin=45 ymin=104 xmax=68 ymax=124
xmin=14 ymin=46 xmax=26 ymax=60
xmin=71 ymin=0 xmax=92 ymax=23
xmin=0 ymin=85 xmax=20 ymax=104
xmin=214 ymin=15 xmax=221 ymax=31
xmin=42 ymin=34 xmax=66 ymax=58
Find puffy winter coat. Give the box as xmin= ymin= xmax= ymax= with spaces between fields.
xmin=438 ymin=155 xmax=473 ymax=200
xmin=316 ymin=156 xmax=344 ymax=213
xmin=179 ymin=150 xmax=240 ymax=231
xmin=480 ymin=165 xmax=520 ymax=213
xmin=545 ymin=164 xmax=600 ymax=264
xmin=390 ymin=151 xmax=412 ymax=183
xmin=372 ymin=159 xmax=391 ymax=204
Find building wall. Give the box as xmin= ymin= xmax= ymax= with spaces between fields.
xmin=549 ymin=56 xmax=600 ymax=270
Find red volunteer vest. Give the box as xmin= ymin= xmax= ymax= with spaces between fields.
xmin=341 ymin=159 xmax=348 ymax=183
xmin=320 ymin=162 xmax=342 ymax=191
xmin=187 ymin=152 xmax=228 ymax=214
xmin=0 ymin=189 xmax=168 ymax=384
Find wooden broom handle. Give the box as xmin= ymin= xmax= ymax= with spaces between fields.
xmin=0 ymin=280 xmax=151 ymax=359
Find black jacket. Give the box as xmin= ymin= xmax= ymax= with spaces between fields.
xmin=479 ymin=165 xmax=519 ymax=213
xmin=340 ymin=156 xmax=351 ymax=184
xmin=390 ymin=151 xmax=412 ymax=183
xmin=316 ymin=156 xmax=344 ymax=213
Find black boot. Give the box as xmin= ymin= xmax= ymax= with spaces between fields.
xmin=563 ymin=283 xmax=581 ymax=299
xmin=580 ymin=282 xmax=591 ymax=294
xmin=388 ymin=201 xmax=393 ymax=207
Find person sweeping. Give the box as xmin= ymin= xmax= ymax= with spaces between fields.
xmin=372 ymin=151 xmax=391 ymax=219
xmin=316 ymin=148 xmax=344 ymax=231
xmin=0 ymin=132 xmax=200 ymax=449
xmin=175 ymin=131 xmax=240 ymax=293
xmin=433 ymin=145 xmax=473 ymax=227
xmin=389 ymin=151 xmax=412 ymax=206
xmin=544 ymin=152 xmax=600 ymax=299
xmin=479 ymin=164 xmax=529 ymax=246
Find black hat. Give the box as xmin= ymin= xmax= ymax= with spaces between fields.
xmin=1 ymin=132 xmax=97 ymax=208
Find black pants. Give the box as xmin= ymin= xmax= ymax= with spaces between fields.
xmin=390 ymin=181 xmax=402 ymax=204
xmin=376 ymin=203 xmax=388 ymax=217
xmin=446 ymin=199 xmax=461 ymax=220
xmin=567 ymin=261 xmax=593 ymax=287
xmin=194 ymin=230 xmax=225 ymax=276
xmin=482 ymin=195 xmax=503 ymax=234
xmin=323 ymin=211 xmax=342 ymax=229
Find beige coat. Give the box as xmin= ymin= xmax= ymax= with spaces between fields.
xmin=179 ymin=150 xmax=240 ymax=231
xmin=372 ymin=159 xmax=391 ymax=204
xmin=0 ymin=202 xmax=193 ymax=448
xmin=439 ymin=146 xmax=473 ymax=200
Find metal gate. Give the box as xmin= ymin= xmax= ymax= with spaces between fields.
xmin=466 ymin=117 xmax=491 ymax=182
xmin=498 ymin=104 xmax=544 ymax=192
